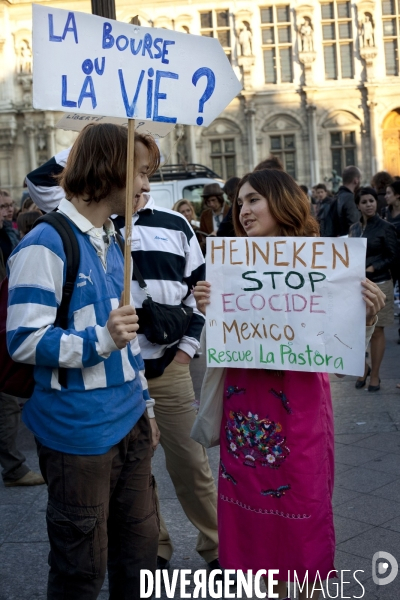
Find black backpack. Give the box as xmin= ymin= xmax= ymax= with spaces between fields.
xmin=0 ymin=212 xmax=80 ymax=395
xmin=1 ymin=211 xmax=126 ymax=396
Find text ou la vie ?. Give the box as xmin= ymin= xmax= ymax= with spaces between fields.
xmin=49 ymin=12 xmax=180 ymax=121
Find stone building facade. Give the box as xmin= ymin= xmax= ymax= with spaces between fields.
xmin=1 ymin=0 xmax=400 ymax=201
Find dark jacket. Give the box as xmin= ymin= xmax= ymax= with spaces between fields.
xmin=217 ymin=206 xmax=235 ymax=237
xmin=377 ymin=191 xmax=387 ymax=216
xmin=0 ymin=221 xmax=19 ymax=266
xmin=383 ymin=206 xmax=400 ymax=281
xmin=0 ymin=249 xmax=5 ymax=282
xmin=349 ymin=214 xmax=398 ymax=283
xmin=316 ymin=196 xmax=334 ymax=237
xmin=337 ymin=186 xmax=360 ymax=236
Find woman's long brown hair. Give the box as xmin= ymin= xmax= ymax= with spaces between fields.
xmin=232 ymin=169 xmax=319 ymax=237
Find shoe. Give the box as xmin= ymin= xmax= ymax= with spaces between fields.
xmin=368 ymin=379 xmax=381 ymax=392
xmin=208 ymin=559 xmax=223 ymax=581
xmin=355 ymin=366 xmax=371 ymax=389
xmin=156 ymin=556 xmax=170 ymax=570
xmin=208 ymin=558 xmax=222 ymax=571
xmin=4 ymin=470 xmax=45 ymax=487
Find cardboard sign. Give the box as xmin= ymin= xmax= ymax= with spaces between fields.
xmin=56 ymin=113 xmax=175 ymax=137
xmin=206 ymin=237 xmax=367 ymax=376
xmin=32 ymin=5 xmax=242 ymax=126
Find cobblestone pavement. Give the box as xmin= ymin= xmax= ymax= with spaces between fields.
xmin=0 ymin=324 xmax=399 ymax=599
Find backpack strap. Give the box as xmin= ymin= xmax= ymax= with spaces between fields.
xmin=115 ymin=231 xmax=125 ymax=256
xmin=33 ymin=212 xmax=80 ymax=388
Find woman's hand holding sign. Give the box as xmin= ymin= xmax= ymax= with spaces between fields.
xmin=362 ymin=279 xmax=385 ymax=326
xmin=194 ymin=281 xmax=211 ymax=316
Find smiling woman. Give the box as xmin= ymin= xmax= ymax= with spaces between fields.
xmin=194 ymin=169 xmax=385 ymax=600
xmin=233 ymin=169 xmax=319 ymax=238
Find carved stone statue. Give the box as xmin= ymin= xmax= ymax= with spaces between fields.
xmin=238 ymin=23 xmax=253 ymax=57
xmin=360 ymin=14 xmax=374 ymax=48
xmin=18 ymin=40 xmax=32 ymax=74
xmin=299 ymin=18 xmax=313 ymax=53
xmin=324 ymin=170 xmax=342 ymax=194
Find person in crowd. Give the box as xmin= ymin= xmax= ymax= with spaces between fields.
xmin=299 ymin=184 xmax=309 ymax=197
xmin=371 ymin=170 xmax=393 ymax=215
xmin=299 ymin=184 xmax=313 ymax=213
xmin=16 ymin=210 xmax=42 ymax=238
xmin=310 ymin=185 xmax=320 ymax=216
xmin=20 ymin=196 xmax=40 ymax=213
xmin=384 ymin=181 xmax=400 ymax=353
xmin=200 ymin=183 xmax=230 ymax=237
xmin=349 ymin=186 xmax=397 ymax=391
xmin=254 ymin=155 xmax=284 ymax=172
xmin=217 ymin=177 xmax=240 ymax=238
xmin=0 ymin=192 xmax=19 ymax=269
xmin=336 ymin=166 xmax=361 ymax=235
xmin=26 ymin=145 xmax=220 ymax=574
xmin=194 ymin=169 xmax=385 ymax=600
xmin=0 ymin=200 xmax=45 ymax=489
xmin=0 ymin=190 xmax=16 ymax=226
xmin=8 ymin=123 xmax=161 ymax=599
xmin=172 ymin=198 xmax=200 ymax=229
xmin=314 ymin=183 xmax=334 ymax=236
xmin=172 ymin=199 xmax=204 ymax=249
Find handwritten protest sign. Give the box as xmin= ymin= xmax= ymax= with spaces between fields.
xmin=56 ymin=113 xmax=175 ymax=137
xmin=32 ymin=4 xmax=242 ymax=126
xmin=206 ymin=237 xmax=367 ymax=376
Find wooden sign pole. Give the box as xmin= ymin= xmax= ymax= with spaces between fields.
xmin=123 ymin=118 xmax=135 ymax=306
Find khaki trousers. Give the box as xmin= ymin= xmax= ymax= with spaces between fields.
xmin=148 ymin=359 xmax=218 ymax=563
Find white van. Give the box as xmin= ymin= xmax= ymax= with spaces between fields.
xmin=149 ymin=164 xmax=224 ymax=209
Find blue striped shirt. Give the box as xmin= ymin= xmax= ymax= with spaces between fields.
xmin=6 ymin=201 xmax=150 ymax=455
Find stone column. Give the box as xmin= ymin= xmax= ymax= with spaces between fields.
xmin=169 ymin=127 xmax=178 ymax=164
xmin=45 ymin=113 xmax=56 ymax=157
xmin=367 ymin=99 xmax=378 ymax=175
xmin=188 ymin=125 xmax=197 ymax=164
xmin=24 ymin=122 xmax=37 ymax=171
xmin=245 ymin=101 xmax=257 ymax=171
xmin=306 ymin=104 xmax=320 ymax=184
xmin=91 ymin=0 xmax=115 ymax=19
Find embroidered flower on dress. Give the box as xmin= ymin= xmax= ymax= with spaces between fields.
xmin=226 ymin=385 xmax=246 ymax=399
xmin=224 ymin=410 xmax=290 ymax=469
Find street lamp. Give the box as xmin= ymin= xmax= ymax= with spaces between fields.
xmin=91 ymin=0 xmax=116 ymax=20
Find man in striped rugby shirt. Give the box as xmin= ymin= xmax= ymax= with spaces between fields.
xmin=26 ymin=140 xmax=219 ymax=572
xmin=9 ymin=124 xmax=161 ymax=599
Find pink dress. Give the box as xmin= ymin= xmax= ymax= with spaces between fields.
xmin=218 ymin=368 xmax=336 ymax=580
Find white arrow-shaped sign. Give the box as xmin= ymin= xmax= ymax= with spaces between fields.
xmin=32 ymin=4 xmax=242 ymax=127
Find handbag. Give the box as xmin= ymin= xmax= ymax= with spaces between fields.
xmin=133 ymin=261 xmax=193 ymax=345
xmin=190 ymin=330 xmax=226 ymax=448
